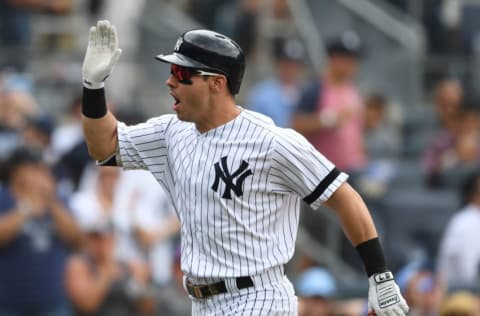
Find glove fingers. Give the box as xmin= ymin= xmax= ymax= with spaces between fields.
xmin=97 ymin=20 xmax=106 ymax=49
xmin=88 ymin=26 xmax=96 ymax=48
xmin=101 ymin=20 xmax=110 ymax=49
xmin=95 ymin=20 xmax=103 ymax=48
xmin=400 ymin=301 xmax=409 ymax=314
xmin=109 ymin=25 xmax=118 ymax=51
xmin=392 ymin=308 xmax=404 ymax=316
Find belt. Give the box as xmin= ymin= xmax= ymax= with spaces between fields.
xmin=186 ymin=276 xmax=254 ymax=299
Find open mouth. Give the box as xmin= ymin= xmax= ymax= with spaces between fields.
xmin=170 ymin=92 xmax=181 ymax=107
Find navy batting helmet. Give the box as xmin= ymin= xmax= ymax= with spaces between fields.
xmin=155 ymin=29 xmax=245 ymax=95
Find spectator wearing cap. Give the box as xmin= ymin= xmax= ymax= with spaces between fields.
xmin=296 ymin=267 xmax=336 ymax=316
xmin=292 ymin=31 xmax=367 ymax=175
xmin=246 ymin=37 xmax=305 ymax=127
xmin=0 ymin=146 xmax=82 ymax=316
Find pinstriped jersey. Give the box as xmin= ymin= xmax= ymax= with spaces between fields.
xmin=115 ymin=108 xmax=348 ymax=280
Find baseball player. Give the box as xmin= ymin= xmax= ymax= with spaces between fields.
xmin=81 ymin=20 xmax=408 ymax=316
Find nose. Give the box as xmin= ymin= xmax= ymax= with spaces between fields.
xmin=165 ymin=73 xmax=177 ymax=88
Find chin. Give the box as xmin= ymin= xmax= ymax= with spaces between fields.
xmin=175 ymin=112 xmax=193 ymax=123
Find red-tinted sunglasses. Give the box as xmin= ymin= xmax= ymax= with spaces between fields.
xmin=170 ymin=64 xmax=221 ymax=84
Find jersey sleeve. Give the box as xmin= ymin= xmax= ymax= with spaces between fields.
xmin=269 ymin=128 xmax=348 ymax=209
xmin=116 ymin=115 xmax=172 ymax=171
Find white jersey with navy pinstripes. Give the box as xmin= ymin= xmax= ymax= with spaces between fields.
xmin=116 ymin=108 xmax=348 ymax=281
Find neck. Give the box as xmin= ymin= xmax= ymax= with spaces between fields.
xmin=196 ymin=98 xmax=240 ymax=133
xmin=324 ymin=69 xmax=347 ymax=85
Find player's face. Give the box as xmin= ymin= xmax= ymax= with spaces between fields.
xmin=166 ymin=64 xmax=220 ymax=122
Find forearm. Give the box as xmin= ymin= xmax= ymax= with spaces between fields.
xmin=50 ymin=201 xmax=82 ymax=247
xmin=324 ymin=183 xmax=388 ymax=276
xmin=0 ymin=209 xmax=27 ymax=247
xmin=70 ymin=270 xmax=113 ymax=313
xmin=325 ymin=183 xmax=378 ymax=245
xmin=81 ymin=88 xmax=118 ymax=161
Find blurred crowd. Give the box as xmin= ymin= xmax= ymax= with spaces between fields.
xmin=1 ymin=0 xmax=480 ymax=316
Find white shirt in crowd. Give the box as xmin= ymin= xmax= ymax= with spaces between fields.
xmin=437 ymin=204 xmax=480 ymax=287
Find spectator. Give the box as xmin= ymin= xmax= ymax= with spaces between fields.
xmin=291 ymin=31 xmax=366 ymax=175
xmin=396 ymin=260 xmax=442 ymax=316
xmin=434 ymin=78 xmax=463 ymax=132
xmin=424 ymin=106 xmax=480 ymax=189
xmin=0 ymin=75 xmax=38 ymax=132
xmin=437 ymin=172 xmax=480 ymax=289
xmin=0 ymin=146 xmax=81 ymax=316
xmin=296 ymin=267 xmax=336 ymax=316
xmin=50 ymin=95 xmax=84 ymax=163
xmin=247 ymin=37 xmax=305 ymax=127
xmin=439 ymin=291 xmax=479 ymax=316
xmin=0 ymin=0 xmax=72 ymax=70
xmin=231 ymin=0 xmax=259 ymax=58
xmin=67 ymin=167 xmax=154 ymax=315
xmin=363 ymin=93 xmax=402 ymax=160
xmin=115 ymin=170 xmax=180 ymax=286
xmin=65 ymin=220 xmax=151 ymax=316
xmin=422 ymin=78 xmax=464 ymax=188
xmin=357 ymin=93 xmax=402 ymax=198
xmin=51 ymin=95 xmax=91 ymax=195
xmin=153 ymin=245 xmax=191 ymax=316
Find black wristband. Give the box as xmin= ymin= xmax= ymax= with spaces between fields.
xmin=355 ymin=237 xmax=388 ymax=277
xmin=82 ymin=87 xmax=107 ymax=119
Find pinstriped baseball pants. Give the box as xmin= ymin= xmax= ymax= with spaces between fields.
xmin=187 ymin=266 xmax=298 ymax=315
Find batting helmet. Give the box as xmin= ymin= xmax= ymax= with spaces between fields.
xmin=155 ymin=29 xmax=245 ymax=95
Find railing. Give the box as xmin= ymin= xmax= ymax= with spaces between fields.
xmin=340 ymin=0 xmax=425 ymax=52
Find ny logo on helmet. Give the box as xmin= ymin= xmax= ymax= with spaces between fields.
xmin=211 ymin=156 xmax=253 ymax=199
xmin=174 ymin=38 xmax=183 ymax=52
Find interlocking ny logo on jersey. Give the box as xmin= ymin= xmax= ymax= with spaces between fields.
xmin=211 ymin=156 xmax=253 ymax=199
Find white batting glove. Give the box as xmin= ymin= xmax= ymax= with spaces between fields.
xmin=82 ymin=20 xmax=122 ymax=89
xmin=367 ymin=271 xmax=409 ymax=316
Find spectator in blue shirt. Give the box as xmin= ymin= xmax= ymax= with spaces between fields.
xmin=0 ymin=146 xmax=82 ymax=316
xmin=247 ymin=37 xmax=305 ymax=127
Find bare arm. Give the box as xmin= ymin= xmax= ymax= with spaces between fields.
xmin=50 ymin=200 xmax=83 ymax=247
xmin=291 ymin=113 xmax=323 ymax=136
xmin=66 ymin=257 xmax=115 ymax=313
xmin=323 ymin=182 xmax=377 ymax=246
xmin=81 ymin=110 xmax=118 ymax=161
xmin=0 ymin=209 xmax=28 ymax=247
xmin=292 ymin=107 xmax=353 ymax=136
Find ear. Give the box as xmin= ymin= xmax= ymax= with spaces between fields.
xmin=210 ymin=75 xmax=228 ymax=94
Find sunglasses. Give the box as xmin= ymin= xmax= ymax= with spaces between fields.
xmin=170 ymin=64 xmax=222 ymax=84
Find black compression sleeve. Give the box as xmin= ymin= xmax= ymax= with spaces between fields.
xmin=82 ymin=87 xmax=107 ymax=118
xmin=355 ymin=237 xmax=389 ymax=277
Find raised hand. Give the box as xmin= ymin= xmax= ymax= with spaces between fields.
xmin=82 ymin=20 xmax=122 ymax=89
